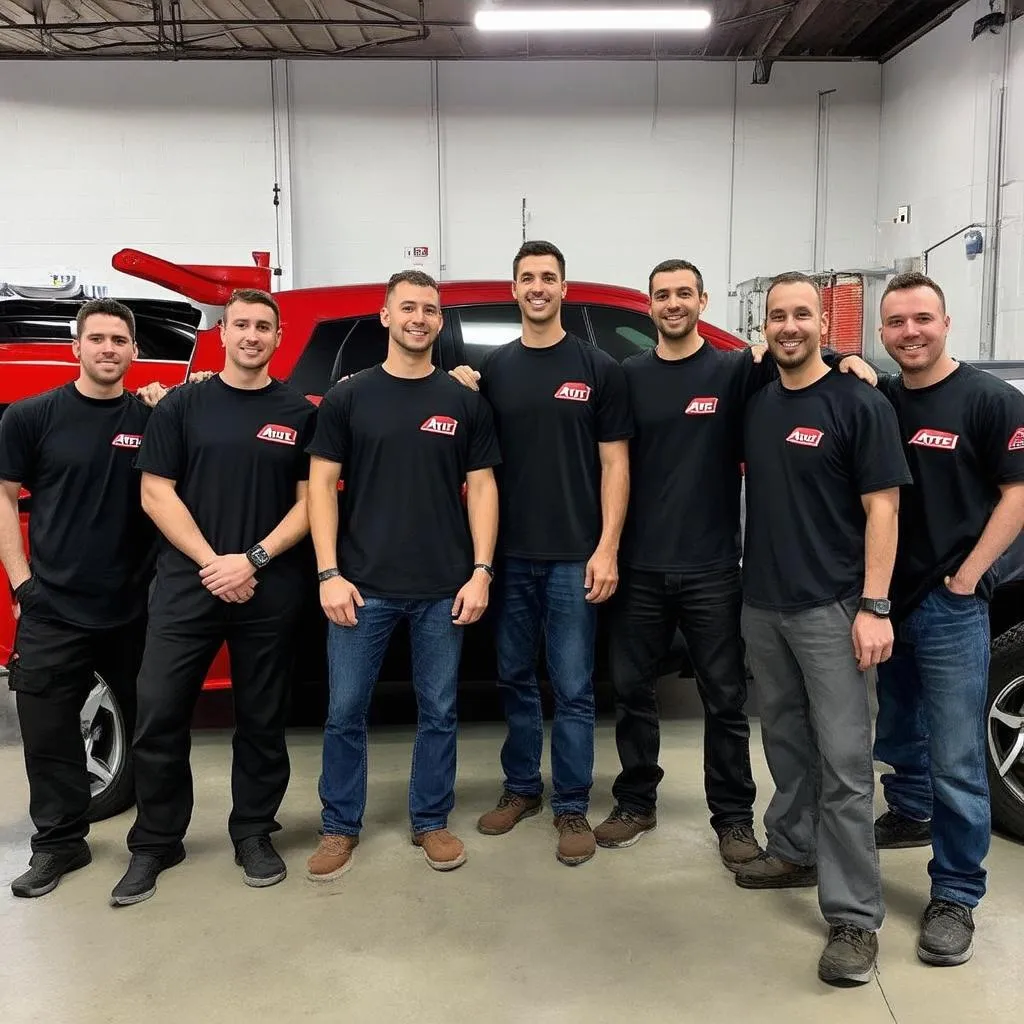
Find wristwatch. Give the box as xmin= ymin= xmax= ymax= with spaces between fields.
xmin=318 ymin=567 xmax=341 ymax=583
xmin=245 ymin=544 xmax=271 ymax=570
xmin=859 ymin=597 xmax=891 ymax=618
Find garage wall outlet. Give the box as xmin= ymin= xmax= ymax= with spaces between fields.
xmin=895 ymin=205 xmax=911 ymax=224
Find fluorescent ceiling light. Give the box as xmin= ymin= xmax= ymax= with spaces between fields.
xmin=474 ymin=8 xmax=712 ymax=32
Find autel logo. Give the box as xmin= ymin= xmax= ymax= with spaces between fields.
xmin=420 ymin=415 xmax=458 ymax=436
xmin=257 ymin=424 xmax=298 ymax=446
xmin=785 ymin=427 xmax=824 ymax=448
xmin=685 ymin=397 xmax=719 ymax=415
xmin=909 ymin=428 xmax=958 ymax=451
xmin=111 ymin=433 xmax=143 ymax=449
xmin=554 ymin=382 xmax=592 ymax=402
xmin=1008 ymin=427 xmax=1024 ymax=452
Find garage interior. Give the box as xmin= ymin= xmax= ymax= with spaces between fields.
xmin=2 ymin=1 xmax=1024 ymax=1021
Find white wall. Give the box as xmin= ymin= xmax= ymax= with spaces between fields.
xmin=876 ymin=0 xmax=1024 ymax=359
xmin=0 ymin=57 xmax=881 ymax=327
xmin=0 ymin=62 xmax=279 ymax=301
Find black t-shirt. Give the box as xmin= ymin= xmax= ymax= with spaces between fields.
xmin=742 ymin=369 xmax=912 ymax=611
xmin=877 ymin=363 xmax=1024 ymax=616
xmin=0 ymin=383 xmax=156 ymax=628
xmin=478 ymin=333 xmax=633 ymax=560
xmin=621 ymin=344 xmax=778 ymax=572
xmin=307 ymin=365 xmax=501 ymax=599
xmin=136 ymin=375 xmax=317 ymax=590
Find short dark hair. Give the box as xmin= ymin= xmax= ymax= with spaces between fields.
xmin=513 ymin=240 xmax=566 ymax=281
xmin=764 ymin=271 xmax=822 ymax=317
xmin=648 ymin=259 xmax=705 ymax=297
xmin=881 ymin=272 xmax=946 ymax=314
xmin=224 ymin=288 xmax=280 ymax=329
xmin=75 ymin=298 xmax=136 ymax=343
xmin=385 ymin=269 xmax=440 ymax=302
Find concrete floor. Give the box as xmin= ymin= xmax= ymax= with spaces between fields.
xmin=0 ymin=718 xmax=1022 ymax=1024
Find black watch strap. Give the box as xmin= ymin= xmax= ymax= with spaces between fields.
xmin=318 ymin=567 xmax=341 ymax=583
xmin=859 ymin=597 xmax=891 ymax=617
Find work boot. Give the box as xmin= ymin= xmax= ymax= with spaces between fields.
xmin=875 ymin=810 xmax=931 ymax=849
xmin=412 ymin=828 xmax=467 ymax=871
xmin=734 ymin=851 xmax=817 ymax=889
xmin=818 ymin=924 xmax=879 ymax=985
xmin=716 ymin=823 xmax=763 ymax=872
xmin=234 ymin=835 xmax=287 ymax=888
xmin=110 ymin=845 xmax=186 ymax=907
xmin=11 ymin=842 xmax=91 ymax=899
xmin=306 ymin=834 xmax=358 ymax=882
xmin=554 ymin=813 xmax=596 ymax=866
xmin=477 ymin=790 xmax=543 ymax=835
xmin=593 ymin=806 xmax=657 ymax=848
xmin=917 ymin=899 xmax=975 ymax=966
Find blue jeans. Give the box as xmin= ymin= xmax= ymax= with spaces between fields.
xmin=874 ymin=585 xmax=992 ymax=908
xmin=319 ymin=596 xmax=463 ymax=836
xmin=494 ymin=558 xmax=597 ymax=817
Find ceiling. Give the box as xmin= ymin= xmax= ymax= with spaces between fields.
xmin=0 ymin=1 xmax=1004 ymax=63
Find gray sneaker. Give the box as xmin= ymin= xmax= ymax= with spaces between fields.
xmin=818 ymin=924 xmax=878 ymax=985
xmin=917 ymin=899 xmax=975 ymax=966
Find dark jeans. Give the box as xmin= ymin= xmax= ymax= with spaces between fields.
xmin=608 ymin=566 xmax=755 ymax=829
xmin=8 ymin=609 xmax=145 ymax=853
xmin=875 ymin=585 xmax=992 ymax=908
xmin=126 ymin=577 xmax=300 ymax=856
xmin=319 ymin=596 xmax=463 ymax=835
xmin=494 ymin=558 xmax=596 ymax=817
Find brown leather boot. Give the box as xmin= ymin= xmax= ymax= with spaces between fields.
xmin=477 ymin=791 xmax=543 ymax=835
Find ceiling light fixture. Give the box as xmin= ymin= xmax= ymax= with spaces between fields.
xmin=474 ymin=8 xmax=713 ymax=32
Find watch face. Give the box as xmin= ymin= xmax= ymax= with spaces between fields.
xmin=249 ymin=546 xmax=270 ymax=568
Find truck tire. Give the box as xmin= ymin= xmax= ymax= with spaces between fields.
xmin=987 ymin=626 xmax=1024 ymax=841
xmin=81 ymin=674 xmax=135 ymax=823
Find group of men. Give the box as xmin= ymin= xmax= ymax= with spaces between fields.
xmin=2 ymin=239 xmax=1021 ymax=989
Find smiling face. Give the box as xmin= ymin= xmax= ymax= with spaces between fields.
xmin=879 ymin=285 xmax=950 ymax=375
xmin=763 ymin=281 xmax=829 ymax=371
xmin=649 ymin=268 xmax=708 ymax=342
xmin=73 ymin=312 xmax=137 ymax=387
xmin=380 ymin=280 xmax=442 ymax=354
xmin=220 ymin=299 xmax=282 ymax=372
xmin=512 ymin=254 xmax=567 ymax=328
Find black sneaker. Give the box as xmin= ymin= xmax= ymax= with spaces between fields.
xmin=818 ymin=923 xmax=879 ymax=985
xmin=875 ymin=810 xmax=931 ymax=849
xmin=11 ymin=843 xmax=92 ymax=898
xmin=917 ymin=899 xmax=975 ymax=966
xmin=234 ymin=835 xmax=287 ymax=888
xmin=110 ymin=845 xmax=186 ymax=907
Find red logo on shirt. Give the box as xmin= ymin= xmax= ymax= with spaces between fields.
xmin=257 ymin=423 xmax=298 ymax=446
xmin=786 ymin=427 xmax=824 ymax=448
xmin=420 ymin=415 xmax=458 ymax=436
xmin=909 ymin=428 xmax=958 ymax=451
xmin=554 ymin=382 xmax=592 ymax=402
xmin=1008 ymin=427 xmax=1024 ymax=451
xmin=685 ymin=397 xmax=719 ymax=415
xmin=111 ymin=433 xmax=143 ymax=449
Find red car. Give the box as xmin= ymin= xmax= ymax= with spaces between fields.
xmin=0 ymin=248 xmax=747 ymax=820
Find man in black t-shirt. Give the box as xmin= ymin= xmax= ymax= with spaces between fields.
xmin=868 ymin=273 xmax=1024 ymax=968
xmin=595 ymin=258 xmax=876 ymax=866
xmin=304 ymin=270 xmax=499 ymax=881
xmin=0 ymin=298 xmax=155 ymax=898
xmin=451 ymin=240 xmax=633 ymax=867
xmin=110 ymin=288 xmax=317 ymax=907
xmin=736 ymin=273 xmax=911 ymax=986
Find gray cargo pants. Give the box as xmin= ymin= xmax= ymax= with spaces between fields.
xmin=741 ymin=598 xmax=884 ymax=931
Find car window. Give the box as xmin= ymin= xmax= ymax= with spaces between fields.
xmin=0 ymin=313 xmax=194 ymax=362
xmin=287 ymin=317 xmax=359 ymax=395
xmin=586 ymin=305 xmax=658 ymax=363
xmin=455 ymin=302 xmax=588 ymax=369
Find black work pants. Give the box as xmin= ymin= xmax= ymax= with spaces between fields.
xmin=8 ymin=605 xmax=145 ymax=853
xmin=126 ymin=574 xmax=300 ymax=856
xmin=607 ymin=566 xmax=756 ymax=829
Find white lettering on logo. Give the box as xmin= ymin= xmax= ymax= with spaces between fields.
xmin=909 ymin=428 xmax=958 ymax=451
xmin=420 ymin=415 xmax=458 ymax=436
xmin=1008 ymin=427 xmax=1024 ymax=452
xmin=786 ymin=427 xmax=824 ymax=448
xmin=256 ymin=423 xmax=298 ymax=446
xmin=685 ymin=397 xmax=719 ymax=415
xmin=111 ymin=433 xmax=143 ymax=449
xmin=554 ymin=381 xmax=592 ymax=402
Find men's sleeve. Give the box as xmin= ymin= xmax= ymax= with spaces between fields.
xmin=735 ymin=346 xmax=779 ymax=402
xmin=466 ymin=394 xmax=501 ymax=472
xmin=851 ymin=393 xmax=913 ymax=495
xmin=0 ymin=402 xmax=38 ymax=486
xmin=977 ymin=384 xmax=1024 ymax=484
xmin=295 ymin=403 xmax=319 ymax=481
xmin=305 ymin=386 xmax=350 ymax=465
xmin=595 ymin=357 xmax=634 ymax=442
xmin=134 ymin=392 xmax=186 ymax=481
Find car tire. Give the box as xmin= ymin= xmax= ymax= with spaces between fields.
xmin=81 ymin=673 xmax=135 ymax=823
xmin=987 ymin=626 xmax=1024 ymax=841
